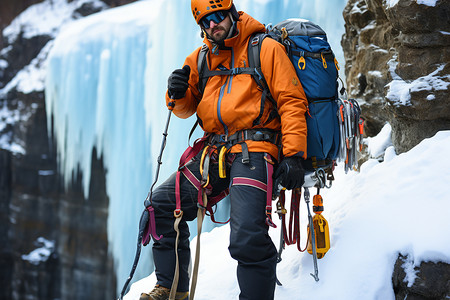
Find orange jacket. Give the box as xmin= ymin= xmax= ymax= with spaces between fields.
xmin=166 ymin=12 xmax=308 ymax=160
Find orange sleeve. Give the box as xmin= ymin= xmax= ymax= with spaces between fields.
xmin=259 ymin=38 xmax=308 ymax=158
xmin=165 ymin=47 xmax=203 ymax=119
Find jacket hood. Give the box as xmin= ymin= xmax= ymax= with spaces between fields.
xmin=203 ymin=11 xmax=266 ymax=50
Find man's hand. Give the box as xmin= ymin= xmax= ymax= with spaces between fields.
xmin=168 ymin=65 xmax=191 ymax=99
xmin=273 ymin=156 xmax=305 ymax=190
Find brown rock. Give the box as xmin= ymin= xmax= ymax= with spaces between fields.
xmin=342 ymin=0 xmax=450 ymax=153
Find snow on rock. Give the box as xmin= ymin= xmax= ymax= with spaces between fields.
xmin=365 ymin=123 xmax=394 ymax=160
xmin=21 ymin=237 xmax=55 ymax=265
xmin=126 ymin=130 xmax=450 ymax=299
xmin=386 ymin=63 xmax=449 ymax=107
xmin=0 ymin=41 xmax=53 ymax=96
xmin=416 ymin=0 xmax=438 ymax=6
xmin=2 ymin=0 xmax=107 ymax=43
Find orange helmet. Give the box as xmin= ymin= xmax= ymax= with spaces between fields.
xmin=191 ymin=0 xmax=233 ymax=24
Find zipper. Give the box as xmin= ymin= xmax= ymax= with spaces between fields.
xmin=217 ymin=76 xmax=229 ymax=136
xmin=227 ymin=48 xmax=235 ymax=93
xmin=217 ymin=48 xmax=235 ymax=136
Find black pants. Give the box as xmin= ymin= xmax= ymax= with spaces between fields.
xmin=151 ymin=152 xmax=277 ymax=300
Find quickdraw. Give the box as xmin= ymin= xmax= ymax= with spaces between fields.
xmin=337 ymin=97 xmax=364 ymax=173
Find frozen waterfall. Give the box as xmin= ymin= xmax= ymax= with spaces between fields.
xmin=45 ymin=0 xmax=347 ymax=292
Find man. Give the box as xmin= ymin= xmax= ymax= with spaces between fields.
xmin=141 ymin=1 xmax=308 ymax=299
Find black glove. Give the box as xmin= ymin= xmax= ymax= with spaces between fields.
xmin=273 ymin=156 xmax=305 ymax=190
xmin=167 ymin=65 xmax=190 ymax=99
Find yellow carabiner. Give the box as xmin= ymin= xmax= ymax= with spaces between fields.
xmin=321 ymin=53 xmax=327 ymax=69
xmin=199 ymin=146 xmax=210 ymax=187
xmin=334 ymin=57 xmax=340 ymax=71
xmin=298 ymin=56 xmax=306 ymax=70
xmin=199 ymin=146 xmax=209 ymax=175
xmin=218 ymin=146 xmax=227 ymax=179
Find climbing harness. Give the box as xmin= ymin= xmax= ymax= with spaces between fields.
xmin=118 ymin=99 xmax=176 ymax=300
xmin=169 ymin=138 xmax=278 ymax=299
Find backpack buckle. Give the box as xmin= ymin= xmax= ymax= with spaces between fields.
xmin=253 ymin=131 xmax=265 ymax=141
xmin=231 ymin=68 xmax=242 ymax=75
xmin=254 ymin=68 xmax=263 ymax=81
xmin=251 ymin=36 xmax=260 ymax=46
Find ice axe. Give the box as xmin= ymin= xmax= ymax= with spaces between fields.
xmin=118 ymin=98 xmax=175 ymax=300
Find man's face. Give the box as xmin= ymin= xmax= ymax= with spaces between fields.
xmin=202 ymin=13 xmax=232 ymax=43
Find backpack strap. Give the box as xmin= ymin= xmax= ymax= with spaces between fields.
xmin=197 ymin=44 xmax=263 ymax=94
xmin=247 ymin=33 xmax=279 ymax=126
xmin=196 ymin=33 xmax=280 ymax=126
xmin=197 ymin=45 xmax=209 ymax=94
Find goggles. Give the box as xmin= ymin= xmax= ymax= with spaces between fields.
xmin=200 ymin=11 xmax=228 ymax=29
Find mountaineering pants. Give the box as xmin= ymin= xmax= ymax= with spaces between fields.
xmin=151 ymin=152 xmax=278 ymax=300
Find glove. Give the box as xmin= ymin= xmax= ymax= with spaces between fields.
xmin=273 ymin=156 xmax=305 ymax=190
xmin=167 ymin=65 xmax=190 ymax=99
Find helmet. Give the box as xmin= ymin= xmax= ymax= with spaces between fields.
xmin=191 ymin=0 xmax=233 ymax=24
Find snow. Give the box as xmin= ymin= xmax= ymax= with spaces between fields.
xmin=368 ymin=70 xmax=383 ymax=78
xmin=401 ymin=255 xmax=419 ymax=288
xmin=0 ymin=102 xmax=25 ymax=154
xmin=0 ymin=41 xmax=53 ymax=96
xmin=0 ymin=59 xmax=8 ymax=69
xmin=416 ymin=0 xmax=438 ymax=6
xmin=386 ymin=0 xmax=400 ymax=8
xmin=21 ymin=237 xmax=55 ymax=265
xmin=126 ymin=129 xmax=450 ymax=299
xmin=386 ymin=0 xmax=438 ymax=9
xmin=2 ymin=0 xmax=107 ymax=43
xmin=365 ymin=123 xmax=393 ymax=160
xmin=386 ymin=64 xmax=449 ymax=106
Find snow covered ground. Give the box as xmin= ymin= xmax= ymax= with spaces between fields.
xmin=125 ymin=127 xmax=450 ymax=299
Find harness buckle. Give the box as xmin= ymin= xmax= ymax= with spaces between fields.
xmin=173 ymin=209 xmax=183 ymax=218
xmin=197 ymin=202 xmax=207 ymax=210
xmin=231 ymin=68 xmax=242 ymax=75
xmin=218 ymin=134 xmax=228 ymax=142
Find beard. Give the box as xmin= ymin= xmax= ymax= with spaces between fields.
xmin=209 ymin=25 xmax=231 ymax=44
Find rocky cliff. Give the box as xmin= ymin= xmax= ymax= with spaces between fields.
xmin=0 ymin=1 xmax=136 ymax=299
xmin=342 ymin=0 xmax=449 ymax=298
xmin=341 ymin=0 xmax=449 ymax=153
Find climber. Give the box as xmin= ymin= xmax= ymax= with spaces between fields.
xmin=140 ymin=1 xmax=308 ymax=299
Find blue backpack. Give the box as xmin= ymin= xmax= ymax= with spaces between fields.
xmin=197 ymin=19 xmax=341 ymax=170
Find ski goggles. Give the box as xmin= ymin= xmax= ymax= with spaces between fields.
xmin=200 ymin=11 xmax=228 ymax=29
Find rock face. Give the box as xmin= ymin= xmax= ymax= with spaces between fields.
xmin=341 ymin=0 xmax=450 ymax=153
xmin=342 ymin=0 xmax=450 ymax=298
xmin=392 ymin=254 xmax=450 ymax=299
xmin=0 ymin=0 xmax=42 ymax=49
xmin=0 ymin=0 xmax=138 ymax=299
